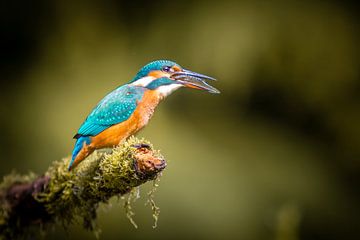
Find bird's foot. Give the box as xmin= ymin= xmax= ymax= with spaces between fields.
xmin=132 ymin=143 xmax=151 ymax=150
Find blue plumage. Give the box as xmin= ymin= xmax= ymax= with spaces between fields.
xmin=129 ymin=60 xmax=179 ymax=83
xmin=75 ymin=84 xmax=145 ymax=137
xmin=69 ymin=136 xmax=91 ymax=170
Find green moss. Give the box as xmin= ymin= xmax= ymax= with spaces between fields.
xmin=38 ymin=137 xmax=164 ymax=229
xmin=1 ymin=137 xmax=166 ymax=239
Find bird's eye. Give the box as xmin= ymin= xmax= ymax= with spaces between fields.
xmin=162 ymin=66 xmax=172 ymax=72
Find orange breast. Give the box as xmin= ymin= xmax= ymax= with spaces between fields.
xmin=90 ymin=90 xmax=161 ymax=149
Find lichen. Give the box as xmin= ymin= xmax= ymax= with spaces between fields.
xmin=124 ymin=187 xmax=140 ymax=228
xmin=146 ymin=177 xmax=161 ymax=228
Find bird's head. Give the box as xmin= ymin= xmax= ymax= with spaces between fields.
xmin=129 ymin=60 xmax=219 ymax=96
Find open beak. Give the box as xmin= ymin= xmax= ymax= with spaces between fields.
xmin=171 ymin=69 xmax=220 ymax=94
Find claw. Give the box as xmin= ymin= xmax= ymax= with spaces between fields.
xmin=132 ymin=143 xmax=151 ymax=150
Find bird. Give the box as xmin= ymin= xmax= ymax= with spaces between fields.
xmin=68 ymin=60 xmax=220 ymax=170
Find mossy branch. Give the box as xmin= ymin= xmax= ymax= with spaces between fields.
xmin=0 ymin=137 xmax=166 ymax=239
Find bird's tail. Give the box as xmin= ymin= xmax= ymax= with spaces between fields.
xmin=68 ymin=136 xmax=91 ymax=171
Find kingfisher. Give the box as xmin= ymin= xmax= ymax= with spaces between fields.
xmin=68 ymin=60 xmax=219 ymax=170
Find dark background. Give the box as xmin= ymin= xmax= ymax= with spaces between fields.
xmin=1 ymin=0 xmax=359 ymax=239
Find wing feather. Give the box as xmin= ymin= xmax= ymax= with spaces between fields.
xmin=75 ymin=85 xmax=145 ymax=137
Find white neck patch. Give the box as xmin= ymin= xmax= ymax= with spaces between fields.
xmin=131 ymin=76 xmax=156 ymax=87
xmin=156 ymin=84 xmax=183 ymax=98
xmin=131 ymin=76 xmax=182 ymax=98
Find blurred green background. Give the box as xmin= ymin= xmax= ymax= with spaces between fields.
xmin=1 ymin=0 xmax=359 ymax=239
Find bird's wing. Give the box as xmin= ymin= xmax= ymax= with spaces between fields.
xmin=75 ymin=85 xmax=145 ymax=138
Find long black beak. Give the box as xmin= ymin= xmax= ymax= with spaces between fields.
xmin=171 ymin=69 xmax=220 ymax=94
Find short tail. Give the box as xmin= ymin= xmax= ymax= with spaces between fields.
xmin=68 ymin=136 xmax=91 ymax=171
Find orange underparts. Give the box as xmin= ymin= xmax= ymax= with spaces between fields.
xmin=70 ymin=90 xmax=161 ymax=170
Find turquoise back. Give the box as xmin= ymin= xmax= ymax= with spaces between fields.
xmin=76 ymin=84 xmax=145 ymax=136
